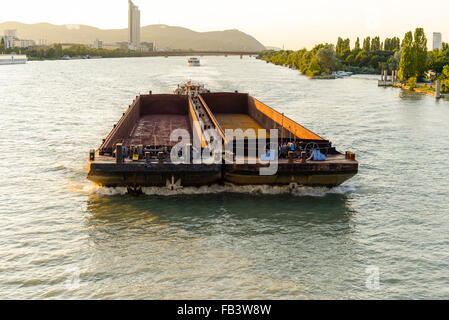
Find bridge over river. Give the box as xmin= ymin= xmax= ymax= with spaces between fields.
xmin=140 ymin=51 xmax=260 ymax=57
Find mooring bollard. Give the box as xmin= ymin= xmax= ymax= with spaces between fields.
xmin=345 ymin=151 xmax=355 ymax=160
xmin=300 ymin=151 xmax=307 ymax=163
xmin=116 ymin=143 xmax=123 ymax=164
xmin=158 ymin=152 xmax=164 ymax=164
xmin=350 ymin=152 xmax=356 ymax=161
xmin=89 ymin=149 xmax=95 ymax=161
xmin=436 ymin=80 xmax=441 ymax=99
xmin=288 ymin=151 xmax=294 ymax=164
xmin=346 ymin=151 xmax=356 ymax=161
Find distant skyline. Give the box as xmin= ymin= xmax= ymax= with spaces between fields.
xmin=128 ymin=0 xmax=140 ymax=48
xmin=1 ymin=0 xmax=448 ymax=49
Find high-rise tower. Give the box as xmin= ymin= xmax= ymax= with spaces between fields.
xmin=433 ymin=32 xmax=442 ymax=51
xmin=128 ymin=0 xmax=141 ymax=49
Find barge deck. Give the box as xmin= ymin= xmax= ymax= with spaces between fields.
xmin=87 ymin=83 xmax=358 ymax=191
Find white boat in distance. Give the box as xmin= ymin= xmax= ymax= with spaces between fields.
xmin=187 ymin=57 xmax=201 ymax=67
xmin=0 ymin=54 xmax=27 ymax=65
xmin=332 ymin=71 xmax=354 ymax=78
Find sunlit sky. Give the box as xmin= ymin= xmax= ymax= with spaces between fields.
xmin=1 ymin=0 xmax=448 ymax=49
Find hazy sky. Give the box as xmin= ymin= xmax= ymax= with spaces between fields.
xmin=1 ymin=0 xmax=448 ymax=49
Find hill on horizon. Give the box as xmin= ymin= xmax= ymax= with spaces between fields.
xmin=0 ymin=22 xmax=266 ymax=51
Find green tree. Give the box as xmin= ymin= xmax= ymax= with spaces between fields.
xmin=368 ymin=55 xmax=383 ymax=69
xmin=384 ymin=38 xmax=391 ymax=51
xmin=258 ymin=34 xmax=403 ymax=76
xmin=398 ymin=31 xmax=416 ymax=81
xmin=413 ymin=28 xmax=428 ymax=80
xmin=316 ymin=45 xmax=337 ymax=74
xmin=428 ymin=45 xmax=449 ymax=73
xmin=440 ymin=65 xmax=449 ymax=79
xmin=306 ymin=56 xmax=321 ymax=76
xmin=342 ymin=38 xmax=350 ymax=56
xmin=345 ymin=54 xmax=355 ymax=64
xmin=363 ymin=37 xmax=371 ymax=51
xmin=53 ymin=44 xmax=63 ymax=58
xmin=392 ymin=37 xmax=401 ymax=51
xmin=355 ymin=51 xmax=369 ymax=65
xmin=336 ymin=37 xmax=343 ymax=56
xmin=37 ymin=48 xmax=45 ymax=59
xmin=407 ymin=76 xmax=417 ymax=90
xmin=371 ymin=36 xmax=381 ymax=51
xmin=299 ymin=51 xmax=312 ymax=74
xmin=440 ymin=65 xmax=449 ymax=92
xmin=45 ymin=47 xmax=56 ymax=59
xmin=354 ymin=37 xmax=361 ymax=51
xmin=0 ymin=38 xmax=4 ymax=53
xmin=388 ymin=51 xmax=401 ymax=71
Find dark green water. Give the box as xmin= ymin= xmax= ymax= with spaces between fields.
xmin=0 ymin=56 xmax=448 ymax=299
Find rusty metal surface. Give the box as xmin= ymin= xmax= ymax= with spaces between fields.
xmin=127 ymin=114 xmax=191 ymax=147
xmin=248 ymin=97 xmax=324 ymax=141
xmin=214 ymin=113 xmax=268 ymax=138
xmin=140 ymin=94 xmax=188 ymax=115
xmin=101 ymin=98 xmax=141 ymax=151
xmin=90 ymin=90 xmax=358 ymax=188
xmin=99 ymin=94 xmax=191 ymax=153
xmin=201 ymin=92 xmax=249 ymax=114
xmin=201 ymin=92 xmax=323 ymax=141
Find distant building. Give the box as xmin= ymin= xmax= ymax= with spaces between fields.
xmin=433 ymin=32 xmax=442 ymax=50
xmin=103 ymin=43 xmax=121 ymax=50
xmin=128 ymin=0 xmax=141 ymax=50
xmin=265 ymin=46 xmax=282 ymax=52
xmin=140 ymin=42 xmax=155 ymax=52
xmin=118 ymin=42 xmax=129 ymax=50
xmin=19 ymin=39 xmax=35 ymax=48
xmin=3 ymin=30 xmax=18 ymax=49
xmin=1 ymin=30 xmax=35 ymax=49
xmin=94 ymin=39 xmax=103 ymax=49
xmin=4 ymin=29 xmax=17 ymax=38
xmin=38 ymin=39 xmax=48 ymax=46
xmin=3 ymin=37 xmax=15 ymax=49
xmin=28 ymin=44 xmax=49 ymax=50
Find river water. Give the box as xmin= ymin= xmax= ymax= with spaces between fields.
xmin=0 ymin=56 xmax=448 ymax=299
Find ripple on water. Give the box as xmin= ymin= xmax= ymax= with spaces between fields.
xmin=71 ymin=181 xmax=359 ymax=198
xmin=1 ymin=57 xmax=449 ymax=299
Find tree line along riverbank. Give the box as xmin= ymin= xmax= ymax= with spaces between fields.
xmin=0 ymin=40 xmax=259 ymax=61
xmin=258 ymin=28 xmax=449 ymax=93
xmin=0 ymin=41 xmax=143 ymax=60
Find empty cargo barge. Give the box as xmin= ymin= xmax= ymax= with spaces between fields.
xmin=87 ymin=83 xmax=358 ymax=192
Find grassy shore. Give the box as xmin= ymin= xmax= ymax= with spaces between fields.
xmin=394 ymin=83 xmax=436 ymax=96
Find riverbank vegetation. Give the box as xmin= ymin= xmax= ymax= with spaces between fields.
xmin=258 ymin=28 xmax=449 ymax=92
xmin=258 ymin=35 xmax=401 ymax=76
xmin=0 ymin=42 xmax=142 ymax=60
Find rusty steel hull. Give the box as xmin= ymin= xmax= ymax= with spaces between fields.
xmin=88 ymin=159 xmax=222 ymax=187
xmin=223 ymin=155 xmax=358 ymax=187
xmin=87 ymin=90 xmax=359 ymax=189
xmin=87 ymin=158 xmax=357 ymax=188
